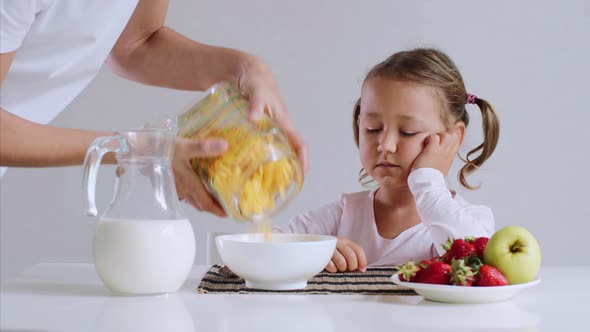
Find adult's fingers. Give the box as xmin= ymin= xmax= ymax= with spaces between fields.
xmin=280 ymin=123 xmax=309 ymax=173
xmin=247 ymin=91 xmax=265 ymax=122
xmin=173 ymin=159 xmax=227 ymax=217
xmin=177 ymin=137 xmax=228 ymax=158
xmin=249 ymin=91 xmax=309 ymax=173
xmin=184 ymin=179 xmax=226 ymax=217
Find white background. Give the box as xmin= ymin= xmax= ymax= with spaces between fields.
xmin=1 ymin=0 xmax=589 ymax=279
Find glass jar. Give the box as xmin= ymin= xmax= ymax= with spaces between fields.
xmin=177 ymin=82 xmax=303 ymax=222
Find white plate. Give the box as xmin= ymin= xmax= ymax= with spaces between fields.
xmin=391 ymin=274 xmax=540 ymax=304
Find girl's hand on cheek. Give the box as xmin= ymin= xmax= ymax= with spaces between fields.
xmin=411 ymin=131 xmax=461 ymax=175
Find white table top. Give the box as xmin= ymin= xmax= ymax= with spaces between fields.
xmin=1 ymin=263 xmax=588 ymax=332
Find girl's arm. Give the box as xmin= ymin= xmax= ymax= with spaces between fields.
xmin=408 ymin=168 xmax=495 ymax=255
xmin=273 ymin=198 xmax=343 ymax=235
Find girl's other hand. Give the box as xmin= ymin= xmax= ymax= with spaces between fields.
xmin=411 ymin=130 xmax=461 ymax=176
xmin=325 ymin=237 xmax=367 ymax=273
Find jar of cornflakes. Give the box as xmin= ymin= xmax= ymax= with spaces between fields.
xmin=177 ymin=82 xmax=304 ymax=222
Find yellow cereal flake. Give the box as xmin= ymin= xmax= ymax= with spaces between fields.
xmin=196 ymin=127 xmax=296 ymax=219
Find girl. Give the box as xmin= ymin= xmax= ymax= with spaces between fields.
xmin=274 ymin=48 xmax=499 ymax=272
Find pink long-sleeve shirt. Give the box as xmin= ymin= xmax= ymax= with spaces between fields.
xmin=274 ymin=168 xmax=495 ymax=266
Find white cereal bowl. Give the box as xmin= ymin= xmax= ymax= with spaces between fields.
xmin=215 ymin=233 xmax=337 ymax=290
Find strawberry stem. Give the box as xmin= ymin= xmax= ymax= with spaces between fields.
xmin=441 ymin=237 xmax=454 ymax=252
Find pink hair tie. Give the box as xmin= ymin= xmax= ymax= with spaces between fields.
xmin=466 ymin=93 xmax=477 ymax=104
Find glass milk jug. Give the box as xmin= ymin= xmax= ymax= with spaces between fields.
xmin=83 ymin=128 xmax=195 ymax=295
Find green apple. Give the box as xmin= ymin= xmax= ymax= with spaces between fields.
xmin=483 ymin=226 xmax=542 ymax=284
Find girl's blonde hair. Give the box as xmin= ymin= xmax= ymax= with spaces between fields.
xmin=353 ymin=48 xmax=500 ymax=190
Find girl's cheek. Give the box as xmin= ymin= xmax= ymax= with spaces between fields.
xmin=400 ymin=139 xmax=425 ymax=160
xmin=360 ymin=136 xmax=377 ymax=150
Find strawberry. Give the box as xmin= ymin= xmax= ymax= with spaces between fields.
xmin=440 ymin=238 xmax=454 ymax=262
xmin=414 ymin=261 xmax=452 ymax=285
xmin=450 ymin=258 xmax=476 ymax=286
xmin=396 ymin=261 xmax=421 ymax=282
xmin=429 ymin=256 xmax=443 ymax=262
xmin=442 ymin=238 xmax=476 ymax=263
xmin=475 ymin=265 xmax=509 ymax=286
xmin=468 ymin=237 xmax=489 ymax=259
xmin=418 ymin=258 xmax=435 ymax=267
xmin=397 ymin=257 xmax=440 ymax=282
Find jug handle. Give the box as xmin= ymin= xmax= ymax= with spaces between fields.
xmin=82 ymin=135 xmax=127 ymax=217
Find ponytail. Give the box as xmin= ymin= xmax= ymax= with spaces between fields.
xmin=459 ymin=98 xmax=500 ymax=190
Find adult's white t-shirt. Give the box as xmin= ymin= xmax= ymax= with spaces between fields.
xmin=0 ymin=0 xmax=139 ymax=177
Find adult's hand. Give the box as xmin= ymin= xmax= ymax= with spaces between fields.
xmin=173 ymin=137 xmax=228 ymax=216
xmin=236 ymin=55 xmax=308 ymax=172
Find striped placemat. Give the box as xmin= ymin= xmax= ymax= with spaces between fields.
xmin=196 ymin=265 xmax=416 ymax=295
